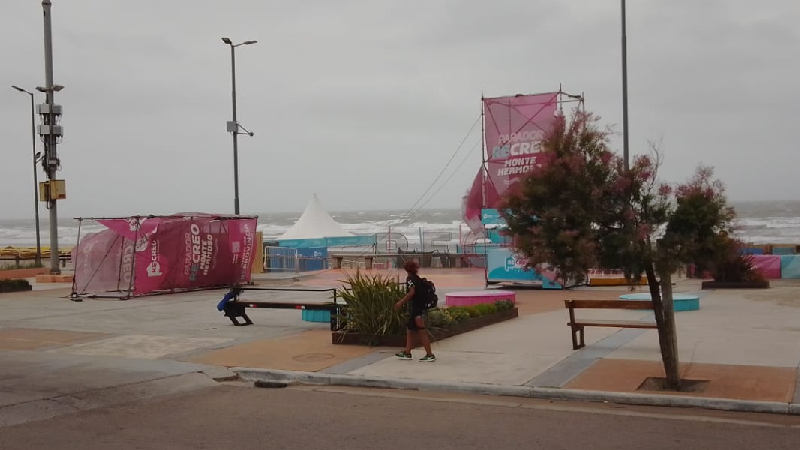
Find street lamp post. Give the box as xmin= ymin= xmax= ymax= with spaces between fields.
xmin=11 ymin=85 xmax=43 ymax=266
xmin=221 ymin=37 xmax=257 ymax=215
xmin=621 ymin=0 xmax=630 ymax=170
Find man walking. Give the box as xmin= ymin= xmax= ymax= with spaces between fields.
xmin=394 ymin=260 xmax=436 ymax=362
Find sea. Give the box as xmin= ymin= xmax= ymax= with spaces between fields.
xmin=1 ymin=201 xmax=799 ymax=249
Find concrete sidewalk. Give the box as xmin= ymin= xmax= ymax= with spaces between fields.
xmin=1 ymin=270 xmax=799 ymax=420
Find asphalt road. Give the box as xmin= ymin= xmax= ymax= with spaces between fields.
xmin=2 ymin=383 xmax=799 ymax=450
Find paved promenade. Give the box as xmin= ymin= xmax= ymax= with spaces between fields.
xmin=1 ymin=268 xmax=799 ymax=426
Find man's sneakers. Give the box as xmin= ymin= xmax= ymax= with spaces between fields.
xmin=395 ymin=351 xmax=436 ymax=362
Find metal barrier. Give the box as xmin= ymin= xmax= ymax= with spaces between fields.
xmin=328 ymin=252 xmax=487 ymax=270
xmin=262 ymin=246 xmax=329 ymax=272
xmin=263 ymin=246 xmax=298 ymax=273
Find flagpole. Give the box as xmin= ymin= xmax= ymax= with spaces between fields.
xmin=480 ymin=97 xmax=486 ymax=211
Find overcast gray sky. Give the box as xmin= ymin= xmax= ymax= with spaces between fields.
xmin=1 ymin=0 xmax=798 ymax=219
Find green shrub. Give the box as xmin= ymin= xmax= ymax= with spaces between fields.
xmin=709 ymin=238 xmax=766 ymax=283
xmin=427 ymin=308 xmax=455 ymax=328
xmin=446 ymin=307 xmax=471 ymax=322
xmin=0 ymin=278 xmax=32 ymax=293
xmin=0 ymin=262 xmax=44 ymax=271
xmin=466 ymin=306 xmax=482 ymax=318
xmin=336 ymin=272 xmax=407 ymax=336
xmin=473 ymin=303 xmax=497 ymax=316
xmin=494 ymin=300 xmax=514 ymax=311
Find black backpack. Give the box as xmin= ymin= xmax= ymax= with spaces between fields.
xmin=416 ymin=277 xmax=438 ymax=310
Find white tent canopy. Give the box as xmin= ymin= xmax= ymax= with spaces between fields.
xmin=278 ymin=194 xmax=353 ymax=240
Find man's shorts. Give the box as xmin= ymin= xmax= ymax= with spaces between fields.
xmin=407 ymin=310 xmax=426 ymax=330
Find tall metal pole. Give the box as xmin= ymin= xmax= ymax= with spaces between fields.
xmin=42 ymin=0 xmax=60 ymax=274
xmin=12 ymin=85 xmax=43 ymax=267
xmin=223 ymin=38 xmax=255 ymax=215
xmin=480 ymin=97 xmax=486 ymax=210
xmin=621 ymin=0 xmax=630 ymax=170
xmin=230 ymin=45 xmax=240 ymax=215
xmin=29 ymin=92 xmax=42 ymax=266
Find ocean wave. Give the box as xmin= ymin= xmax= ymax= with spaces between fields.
xmin=3 ymin=208 xmax=800 ymax=247
xmin=734 ymin=217 xmax=800 ymax=230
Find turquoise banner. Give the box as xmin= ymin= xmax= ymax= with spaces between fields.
xmin=481 ymin=209 xmax=506 ymax=226
xmin=487 ymin=229 xmax=510 ymax=244
xmin=486 ymin=247 xmax=561 ymax=289
xmin=278 ymin=235 xmax=376 ymax=249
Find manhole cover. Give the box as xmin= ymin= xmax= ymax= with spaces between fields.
xmin=292 ymin=352 xmax=336 ymax=362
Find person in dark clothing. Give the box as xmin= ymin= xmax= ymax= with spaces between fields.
xmin=394 ymin=260 xmax=435 ymax=361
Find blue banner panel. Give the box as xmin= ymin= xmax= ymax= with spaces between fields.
xmin=781 ymin=255 xmax=800 ymax=279
xmin=278 ymin=235 xmax=376 ymax=249
xmin=486 ymin=247 xmax=561 ymax=289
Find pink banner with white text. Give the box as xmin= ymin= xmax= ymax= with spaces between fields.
xmin=483 ymin=93 xmax=558 ymax=197
xmin=74 ymin=215 xmax=257 ymax=297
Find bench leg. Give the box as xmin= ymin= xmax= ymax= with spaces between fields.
xmin=570 ymin=325 xmax=579 ymax=350
xmin=578 ymin=326 xmax=585 ymax=349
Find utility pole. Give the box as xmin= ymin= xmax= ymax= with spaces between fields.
xmin=621 ymin=0 xmax=630 ymax=170
xmin=39 ymin=0 xmax=64 ymax=274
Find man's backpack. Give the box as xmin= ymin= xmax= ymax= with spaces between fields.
xmin=417 ymin=277 xmax=438 ymax=310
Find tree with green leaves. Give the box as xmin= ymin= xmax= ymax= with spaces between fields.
xmin=503 ymin=110 xmax=739 ymax=390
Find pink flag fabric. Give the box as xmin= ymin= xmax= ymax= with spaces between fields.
xmin=750 ymin=254 xmax=782 ymax=279
xmin=74 ymin=215 xmax=257 ymax=297
xmin=462 ymin=167 xmax=500 ymax=233
xmin=484 ymin=93 xmax=558 ymax=198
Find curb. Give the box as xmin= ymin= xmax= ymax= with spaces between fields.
xmin=234 ymin=368 xmax=799 ymax=416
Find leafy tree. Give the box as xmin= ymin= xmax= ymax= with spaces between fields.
xmin=503 ymin=110 xmax=739 ymax=389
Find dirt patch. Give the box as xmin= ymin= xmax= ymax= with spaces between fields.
xmin=637 ymin=377 xmax=709 ymax=393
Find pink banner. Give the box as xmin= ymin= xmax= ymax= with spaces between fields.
xmin=462 ymin=167 xmax=499 ymax=233
xmin=484 ymin=93 xmax=558 ymax=197
xmin=133 ymin=216 xmax=257 ymax=295
xmin=74 ymin=215 xmax=257 ymax=297
xmin=97 ymin=218 xmax=160 ymax=241
xmin=750 ymin=255 xmax=782 ymax=279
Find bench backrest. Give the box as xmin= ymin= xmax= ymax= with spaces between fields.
xmin=565 ymin=299 xmax=654 ymax=310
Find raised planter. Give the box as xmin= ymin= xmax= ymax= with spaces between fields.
xmin=302 ymin=309 xmax=331 ymax=323
xmin=0 ymin=267 xmax=48 ymax=280
xmin=445 ymin=290 xmax=515 ymax=307
xmin=332 ymin=307 xmax=519 ymax=346
xmin=701 ymin=280 xmax=770 ymax=290
xmin=0 ymin=279 xmax=33 ymax=293
xmin=619 ymin=293 xmax=700 ymax=311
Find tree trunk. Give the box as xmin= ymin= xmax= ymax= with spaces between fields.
xmin=659 ymin=270 xmax=680 ymax=389
xmin=644 ymin=264 xmax=681 ymax=390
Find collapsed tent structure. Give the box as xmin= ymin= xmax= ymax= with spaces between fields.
xmin=71 ymin=214 xmax=258 ymax=299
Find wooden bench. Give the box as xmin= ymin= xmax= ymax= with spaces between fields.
xmin=564 ymin=299 xmax=657 ymax=350
xmin=223 ymin=300 xmax=338 ymax=326
xmin=218 ymin=287 xmax=341 ymax=330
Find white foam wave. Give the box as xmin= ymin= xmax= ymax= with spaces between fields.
xmin=3 ymin=215 xmax=800 ymax=248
